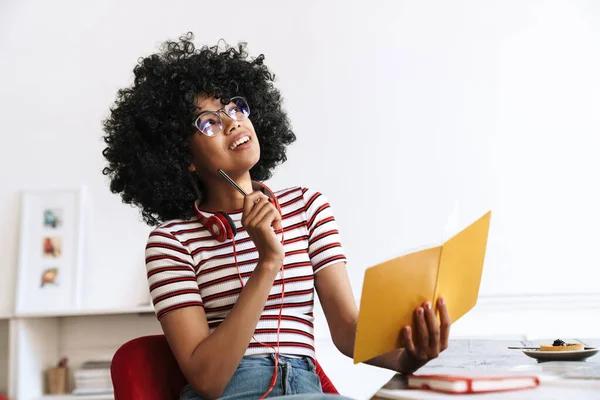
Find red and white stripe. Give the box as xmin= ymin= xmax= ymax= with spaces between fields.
xmin=145 ymin=187 xmax=346 ymax=358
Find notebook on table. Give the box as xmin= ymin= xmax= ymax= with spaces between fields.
xmin=376 ymin=373 xmax=540 ymax=399
xmin=407 ymin=373 xmax=539 ymax=394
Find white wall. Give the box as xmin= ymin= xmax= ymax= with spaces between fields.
xmin=1 ymin=0 xmax=600 ymax=398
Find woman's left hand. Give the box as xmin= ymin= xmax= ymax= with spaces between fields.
xmin=397 ymin=296 xmax=452 ymax=374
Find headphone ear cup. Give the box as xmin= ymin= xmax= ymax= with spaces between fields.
xmin=216 ymin=211 xmax=237 ymax=239
xmin=204 ymin=215 xmax=228 ymax=242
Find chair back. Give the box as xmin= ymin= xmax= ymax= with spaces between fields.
xmin=111 ymin=335 xmax=338 ymax=399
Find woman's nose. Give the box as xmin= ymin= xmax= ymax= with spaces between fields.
xmin=223 ymin=117 xmax=241 ymax=135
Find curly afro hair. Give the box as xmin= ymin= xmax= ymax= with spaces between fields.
xmin=102 ymin=32 xmax=296 ymax=226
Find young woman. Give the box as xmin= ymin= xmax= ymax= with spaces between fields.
xmin=102 ymin=33 xmax=451 ymax=400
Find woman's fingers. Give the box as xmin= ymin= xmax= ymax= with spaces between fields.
xmin=258 ymin=206 xmax=282 ymax=232
xmin=241 ymin=192 xmax=269 ymax=226
xmin=414 ymin=307 xmax=429 ymax=360
xmin=437 ymin=297 xmax=451 ymax=351
xmin=248 ymin=198 xmax=281 ymax=233
xmin=423 ymin=301 xmax=440 ymax=357
xmin=402 ymin=299 xmax=451 ymax=368
xmin=401 ymin=326 xmax=416 ymax=356
xmin=250 ymin=199 xmax=275 ymax=226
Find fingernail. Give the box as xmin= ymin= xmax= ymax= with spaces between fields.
xmin=417 ymin=308 xmax=423 ymax=316
xmin=406 ymin=326 xmax=411 ymax=334
xmin=424 ymin=301 xmax=432 ymax=310
xmin=440 ymin=296 xmax=445 ymax=305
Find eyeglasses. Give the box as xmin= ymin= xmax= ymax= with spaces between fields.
xmin=192 ymin=96 xmax=251 ymax=137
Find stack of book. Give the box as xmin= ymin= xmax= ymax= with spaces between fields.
xmin=71 ymin=360 xmax=113 ymax=396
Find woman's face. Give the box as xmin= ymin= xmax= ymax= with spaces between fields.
xmin=188 ymin=94 xmax=260 ymax=179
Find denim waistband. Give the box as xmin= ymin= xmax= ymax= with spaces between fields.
xmin=239 ymin=354 xmax=316 ymax=372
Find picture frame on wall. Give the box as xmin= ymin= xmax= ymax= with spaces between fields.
xmin=15 ymin=186 xmax=87 ymax=315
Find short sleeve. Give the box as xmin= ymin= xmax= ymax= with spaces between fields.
xmin=302 ymin=188 xmax=347 ymax=274
xmin=145 ymin=227 xmax=202 ymax=320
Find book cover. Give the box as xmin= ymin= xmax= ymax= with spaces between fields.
xmin=407 ymin=373 xmax=539 ymax=394
xmin=353 ymin=211 xmax=492 ymax=364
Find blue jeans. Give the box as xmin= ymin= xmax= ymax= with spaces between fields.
xmin=179 ymin=355 xmax=352 ymax=399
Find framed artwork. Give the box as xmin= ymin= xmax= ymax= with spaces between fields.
xmin=15 ymin=187 xmax=86 ymax=314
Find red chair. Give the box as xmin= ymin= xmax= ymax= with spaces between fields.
xmin=111 ymin=335 xmax=338 ymax=399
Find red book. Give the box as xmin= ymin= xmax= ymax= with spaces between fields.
xmin=406 ymin=373 xmax=540 ymax=394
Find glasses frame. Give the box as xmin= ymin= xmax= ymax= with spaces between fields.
xmin=191 ymin=96 xmax=250 ymax=137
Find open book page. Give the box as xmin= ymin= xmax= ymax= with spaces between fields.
xmin=434 ymin=211 xmax=491 ymax=323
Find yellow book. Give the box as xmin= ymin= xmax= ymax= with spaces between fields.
xmin=353 ymin=211 xmax=492 ymax=364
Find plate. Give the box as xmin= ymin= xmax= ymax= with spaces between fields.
xmin=522 ymin=347 xmax=599 ymax=362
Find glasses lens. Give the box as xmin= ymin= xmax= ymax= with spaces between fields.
xmin=197 ymin=113 xmax=222 ymax=136
xmin=226 ymin=97 xmax=250 ymax=120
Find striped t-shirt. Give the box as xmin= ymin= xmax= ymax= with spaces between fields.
xmin=145 ymin=186 xmax=346 ymax=359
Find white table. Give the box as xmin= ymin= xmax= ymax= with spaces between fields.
xmin=370 ymin=339 xmax=600 ymax=400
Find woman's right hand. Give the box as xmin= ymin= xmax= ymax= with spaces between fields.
xmin=241 ymin=191 xmax=284 ymax=268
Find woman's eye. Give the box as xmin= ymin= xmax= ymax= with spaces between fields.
xmin=201 ymin=119 xmax=216 ymax=130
